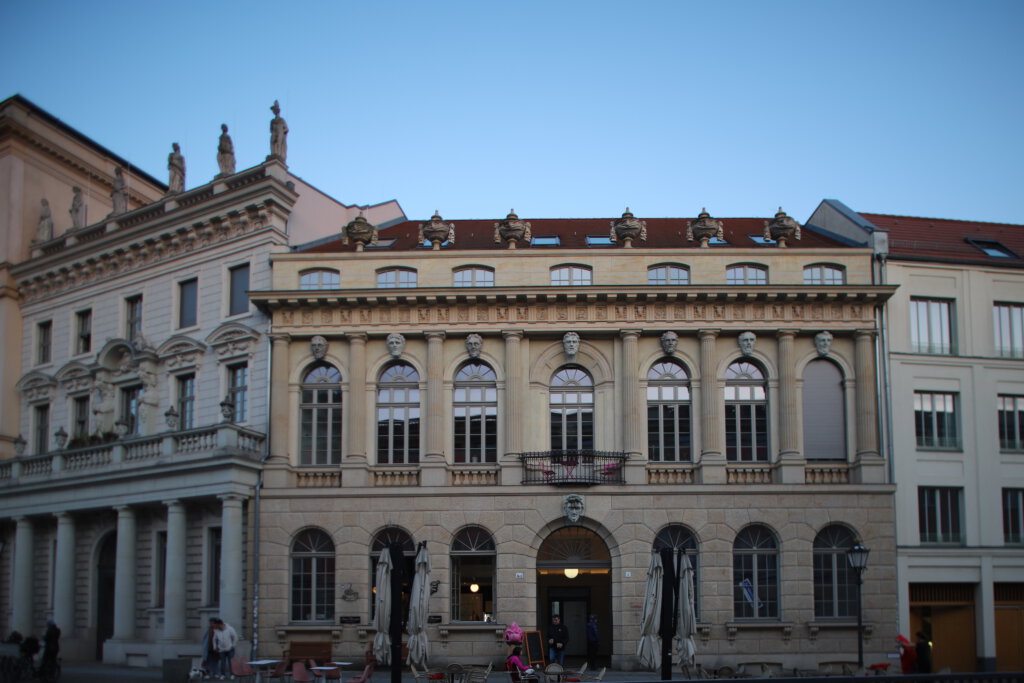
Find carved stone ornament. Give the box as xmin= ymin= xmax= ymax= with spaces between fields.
xmin=311 ymin=335 xmax=328 ymax=360
xmin=220 ymin=395 xmax=235 ymax=423
xmin=165 ymin=406 xmax=180 ymax=430
xmin=465 ymin=333 xmax=483 ymax=359
xmin=563 ymin=331 xmax=580 ymax=360
xmin=763 ymin=207 xmax=801 ymax=247
xmin=342 ymin=213 xmax=378 ymax=251
xmin=738 ymin=331 xmax=757 ymax=356
xmin=660 ymin=330 xmax=678 ymax=356
xmin=493 ymin=209 xmax=532 ymax=249
xmin=563 ymin=494 xmax=585 ymax=524
xmin=814 ymin=330 xmax=834 ymax=357
xmin=54 ymin=426 xmax=68 ymax=450
xmin=686 ymin=208 xmax=724 ymax=247
xmin=609 ymin=208 xmax=647 ymax=247
xmin=419 ymin=210 xmax=455 ymax=250
xmin=386 ymin=332 xmax=406 ymax=358
xmin=14 ymin=434 xmax=26 ymax=456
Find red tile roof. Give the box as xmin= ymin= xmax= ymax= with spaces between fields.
xmin=861 ymin=212 xmax=1024 ymax=268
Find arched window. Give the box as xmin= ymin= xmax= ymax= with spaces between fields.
xmin=291 ymin=528 xmax=335 ymax=622
xmin=550 ymin=367 xmax=594 ymax=452
xmin=726 ymin=264 xmax=768 ymax=285
xmin=377 ymin=267 xmax=418 ymax=288
xmin=551 ymin=265 xmax=592 ymax=286
xmin=803 ymin=264 xmax=845 ymax=285
xmin=648 ymin=264 xmax=690 ymax=285
xmin=803 ymin=359 xmax=846 ymax=460
xmin=732 ymin=524 xmax=778 ymax=619
xmin=813 ymin=525 xmax=857 ymax=618
xmin=454 ymin=363 xmax=497 ymax=463
xmin=725 ymin=361 xmax=768 ymax=462
xmin=299 ymin=269 xmax=341 ymax=290
xmin=451 ymin=526 xmax=496 ymax=622
xmin=453 ymin=266 xmax=495 ymax=287
xmin=370 ymin=528 xmax=415 ymax=619
xmin=377 ymin=363 xmax=420 ymax=464
xmin=654 ymin=525 xmax=700 ymax=618
xmin=647 ymin=360 xmax=691 ymax=461
xmin=301 ymin=363 xmax=342 ymax=465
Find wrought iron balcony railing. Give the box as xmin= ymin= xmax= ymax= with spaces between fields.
xmin=519 ymin=450 xmax=627 ymax=486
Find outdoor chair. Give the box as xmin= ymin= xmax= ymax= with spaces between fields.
xmin=347 ymin=660 xmax=376 ymax=683
xmin=466 ymin=661 xmax=492 ymax=683
xmin=267 ymin=659 xmax=291 ymax=681
xmin=293 ymin=660 xmax=317 ymax=683
xmin=230 ymin=657 xmax=257 ymax=682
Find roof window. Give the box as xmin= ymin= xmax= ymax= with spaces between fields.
xmin=965 ymin=238 xmax=1017 ymax=258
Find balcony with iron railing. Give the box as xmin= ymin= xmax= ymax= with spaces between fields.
xmin=519 ymin=450 xmax=627 ymax=486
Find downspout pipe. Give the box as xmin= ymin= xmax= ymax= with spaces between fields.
xmin=250 ymin=334 xmax=274 ymax=659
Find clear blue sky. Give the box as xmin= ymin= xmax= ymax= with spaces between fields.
xmin=2 ymin=0 xmax=1022 ymax=225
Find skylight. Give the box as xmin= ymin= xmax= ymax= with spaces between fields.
xmin=585 ymin=235 xmax=614 ymax=246
xmin=965 ymin=238 xmax=1017 ymax=259
xmin=532 ymin=236 xmax=560 ymax=246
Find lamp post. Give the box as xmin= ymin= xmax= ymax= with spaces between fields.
xmin=847 ymin=543 xmax=871 ymax=669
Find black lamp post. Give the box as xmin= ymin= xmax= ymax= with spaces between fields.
xmin=847 ymin=543 xmax=870 ymax=669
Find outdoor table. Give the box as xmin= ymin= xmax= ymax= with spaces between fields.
xmin=311 ymin=665 xmax=339 ymax=682
xmin=248 ymin=659 xmax=281 ymax=683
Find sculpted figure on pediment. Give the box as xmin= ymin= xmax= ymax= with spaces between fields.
xmin=69 ymin=187 xmax=86 ymax=229
xmin=269 ymin=100 xmax=288 ymax=161
xmin=36 ymin=199 xmax=54 ymax=242
xmin=217 ymin=124 xmax=236 ymax=176
xmin=167 ymin=143 xmax=185 ymax=194
xmin=110 ymin=167 xmax=128 ymax=216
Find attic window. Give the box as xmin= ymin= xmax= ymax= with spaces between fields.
xmin=748 ymin=235 xmax=774 ymax=245
xmin=364 ymin=239 xmax=396 ymax=250
xmin=966 ymin=238 xmax=1017 ymax=259
xmin=586 ymin=235 xmax=614 ymax=246
xmin=532 ymin=236 xmax=560 ymax=246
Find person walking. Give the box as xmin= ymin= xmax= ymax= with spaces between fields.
xmin=585 ymin=615 xmax=599 ymax=669
xmin=546 ymin=615 xmax=569 ymax=666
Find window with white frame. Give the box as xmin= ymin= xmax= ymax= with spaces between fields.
xmin=37 ymin=321 xmax=52 ymax=365
xmin=290 ymin=528 xmax=336 ymax=622
xmin=918 ymin=486 xmax=963 ymax=544
xmin=550 ymin=367 xmax=594 ymax=452
xmin=228 ymin=264 xmax=250 ymax=316
xmin=33 ymin=403 xmax=50 ymax=454
xmin=813 ymin=524 xmax=857 ymax=618
xmin=803 ymin=264 xmax=846 ymax=285
xmin=376 ymin=363 xmax=420 ymax=464
xmin=75 ymin=309 xmax=92 ymax=355
xmin=300 ymin=363 xmax=342 ymax=465
xmin=176 ymin=374 xmax=196 ymax=430
xmin=910 ymin=297 xmax=954 ymax=354
xmin=120 ymin=385 xmax=143 ymax=435
xmin=725 ymin=361 xmax=768 ymax=462
xmin=178 ymin=278 xmax=198 ymax=328
xmin=1004 ymin=489 xmax=1024 ymax=544
xmin=994 ymin=302 xmax=1024 ymax=358
xmin=733 ymin=525 xmax=778 ymax=619
xmin=914 ymin=391 xmax=960 ymax=449
xmin=72 ymin=395 xmax=90 ymax=439
xmin=648 ymin=264 xmax=690 ymax=285
xmin=299 ymin=269 xmax=341 ymax=290
xmin=227 ymin=362 xmax=249 ymax=422
xmin=550 ymin=265 xmax=592 ymax=286
xmin=726 ymin=264 xmax=767 ymax=285
xmin=125 ymin=295 xmax=143 ymax=342
xmin=451 ymin=526 xmax=496 ymax=622
xmin=453 ymin=362 xmax=497 ymax=464
xmin=998 ymin=395 xmax=1024 ymax=451
xmin=453 ymin=266 xmax=495 ymax=287
xmin=653 ymin=525 xmax=700 ymax=618
xmin=377 ymin=267 xmax=417 ymax=288
xmin=646 ymin=360 xmax=691 ymax=461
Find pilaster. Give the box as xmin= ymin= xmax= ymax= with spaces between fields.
xmin=343 ymin=333 xmax=370 ymax=487
xmin=12 ymin=517 xmax=34 ymax=635
xmin=54 ymin=513 xmax=76 ymax=636
xmin=501 ymin=330 xmax=525 ymax=486
xmin=219 ymin=495 xmax=245 ymax=632
xmin=421 ymin=331 xmax=448 ymax=486
xmin=853 ymin=329 xmax=884 ymax=483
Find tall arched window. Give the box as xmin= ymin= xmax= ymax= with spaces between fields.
xmin=371 ymin=528 xmax=415 ymax=619
xmin=550 ymin=367 xmax=594 ymax=452
xmin=451 ymin=526 xmax=496 ymax=622
xmin=733 ymin=524 xmax=778 ymax=619
xmin=454 ymin=363 xmax=497 ymax=463
xmin=725 ymin=361 xmax=768 ymax=462
xmin=803 ymin=359 xmax=846 ymax=460
xmin=377 ymin=363 xmax=420 ymax=464
xmin=813 ymin=524 xmax=857 ymax=618
xmin=654 ymin=525 xmax=700 ymax=618
xmin=291 ymin=528 xmax=335 ymax=622
xmin=301 ymin=363 xmax=342 ymax=465
xmin=647 ymin=360 xmax=691 ymax=461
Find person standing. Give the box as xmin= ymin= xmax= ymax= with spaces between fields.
xmin=212 ymin=618 xmax=238 ymax=680
xmin=915 ymin=631 xmax=932 ymax=673
xmin=585 ymin=615 xmax=599 ymax=669
xmin=895 ymin=635 xmax=916 ymax=674
xmin=200 ymin=617 xmax=217 ymax=677
xmin=546 ymin=615 xmax=569 ymax=666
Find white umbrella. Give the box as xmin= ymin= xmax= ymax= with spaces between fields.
xmin=372 ymin=549 xmax=394 ymax=664
xmin=406 ymin=543 xmax=431 ymax=667
xmin=673 ymin=553 xmax=697 ymax=667
xmin=635 ymin=551 xmax=663 ymax=670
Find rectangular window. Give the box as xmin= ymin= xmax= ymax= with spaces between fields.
xmin=228 ymin=264 xmax=250 ymax=316
xmin=207 ymin=528 xmax=221 ymax=607
xmin=918 ymin=487 xmax=963 ymax=544
xmin=75 ymin=309 xmax=92 ymax=355
xmin=177 ymin=374 xmax=196 ymax=430
xmin=1004 ymin=489 xmax=1024 ymax=544
xmin=914 ymin=391 xmax=960 ymax=449
xmin=120 ymin=385 xmax=143 ymax=435
xmin=228 ymin=363 xmax=249 ymax=422
xmin=37 ymin=321 xmax=52 ymax=364
xmin=34 ymin=404 xmax=50 ymax=454
xmin=999 ymin=395 xmax=1024 ymax=451
xmin=910 ymin=297 xmax=954 ymax=354
xmin=178 ymin=278 xmax=198 ymax=328
xmin=72 ymin=395 xmax=90 ymax=439
xmin=994 ymin=303 xmax=1024 ymax=358
xmin=125 ymin=295 xmax=143 ymax=342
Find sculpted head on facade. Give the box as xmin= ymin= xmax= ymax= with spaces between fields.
xmin=311 ymin=335 xmax=328 ymax=360
xmin=386 ymin=332 xmax=406 ymax=358
xmin=814 ymin=330 xmax=834 ymax=357
xmin=563 ymin=494 xmax=585 ymax=524
xmin=738 ymin=331 xmax=757 ymax=356
xmin=660 ymin=331 xmax=678 ymax=356
xmin=465 ymin=333 xmax=483 ymax=359
xmin=563 ymin=331 xmax=580 ymax=360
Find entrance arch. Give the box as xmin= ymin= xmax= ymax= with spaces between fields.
xmin=537 ymin=527 xmax=612 ymax=665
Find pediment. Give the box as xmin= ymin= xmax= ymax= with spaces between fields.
xmin=206 ymin=322 xmax=260 ymax=359
xmin=157 ymin=335 xmax=207 ymax=369
xmin=55 ymin=361 xmax=95 ymax=393
xmin=17 ymin=370 xmax=57 ymax=402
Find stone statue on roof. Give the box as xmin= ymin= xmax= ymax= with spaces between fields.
xmin=269 ymin=100 xmax=288 ymax=162
xmin=217 ymin=124 xmax=236 ymax=176
xmin=167 ymin=142 xmax=185 ymax=194
xmin=36 ymin=198 xmax=54 ymax=242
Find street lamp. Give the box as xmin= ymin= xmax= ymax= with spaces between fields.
xmin=847 ymin=543 xmax=871 ymax=669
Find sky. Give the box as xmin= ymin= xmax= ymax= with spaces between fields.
xmin=2 ymin=0 xmax=1023 ymax=225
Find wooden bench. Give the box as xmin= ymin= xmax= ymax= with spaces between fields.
xmin=284 ymin=640 xmax=333 ymax=666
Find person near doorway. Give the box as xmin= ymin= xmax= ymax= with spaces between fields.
xmin=547 ymin=615 xmax=569 ymax=666
xmin=200 ymin=618 xmax=218 ymax=677
xmin=505 ymin=646 xmax=538 ymax=682
xmin=585 ymin=615 xmax=599 ymax=669
xmin=212 ymin=618 xmax=238 ymax=680
xmin=915 ymin=632 xmax=932 ymax=673
xmin=895 ymin=635 xmax=916 ymax=674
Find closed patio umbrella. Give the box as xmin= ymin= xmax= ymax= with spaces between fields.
xmin=406 ymin=543 xmax=431 ymax=667
xmin=673 ymin=553 xmax=697 ymax=667
xmin=372 ymin=548 xmax=394 ymax=664
xmin=636 ymin=551 xmax=663 ymax=670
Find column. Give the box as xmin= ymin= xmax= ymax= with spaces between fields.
xmin=163 ymin=500 xmax=187 ymax=640
xmin=268 ymin=334 xmax=291 ymax=457
xmin=619 ymin=330 xmax=642 ymax=457
xmin=11 ymin=517 xmax=34 ymax=635
xmin=501 ymin=330 xmax=524 ymax=486
xmin=424 ymin=331 xmax=446 ymax=458
xmin=219 ymin=495 xmax=245 ymax=631
xmin=776 ymin=330 xmax=804 ymax=483
xmin=54 ymin=513 xmax=76 ymax=636
xmin=346 ymin=333 xmax=368 ymax=461
xmin=112 ymin=506 xmax=136 ymax=640
xmin=853 ymin=330 xmax=884 ymax=483
xmin=698 ymin=329 xmax=726 ymax=483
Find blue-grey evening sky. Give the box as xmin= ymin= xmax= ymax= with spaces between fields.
xmin=2 ymin=1 xmax=1022 ymax=225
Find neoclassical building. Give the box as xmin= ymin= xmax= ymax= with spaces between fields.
xmin=247 ymin=209 xmax=898 ymax=671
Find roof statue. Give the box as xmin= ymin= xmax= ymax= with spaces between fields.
xmin=610 ymin=207 xmax=647 ymax=247
xmin=217 ymin=124 xmax=236 ymax=177
xmin=110 ymin=167 xmax=128 ymax=216
xmin=69 ymin=186 xmax=86 ymax=229
xmin=342 ymin=212 xmax=379 ymax=251
xmin=764 ymin=207 xmax=801 ymax=247
xmin=167 ymin=143 xmax=185 ymax=195
xmin=35 ymin=198 xmax=53 ymax=242
xmin=419 ymin=210 xmax=455 ymax=249
xmin=686 ymin=208 xmax=724 ymax=247
xmin=269 ymin=100 xmax=288 ymax=162
xmin=494 ymin=209 xmax=532 ymax=249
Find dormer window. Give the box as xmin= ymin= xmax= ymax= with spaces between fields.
xmin=966 ymin=238 xmax=1017 ymax=259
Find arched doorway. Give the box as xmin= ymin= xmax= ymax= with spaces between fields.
xmin=95 ymin=532 xmax=116 ymax=660
xmin=537 ymin=527 xmax=612 ymax=666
